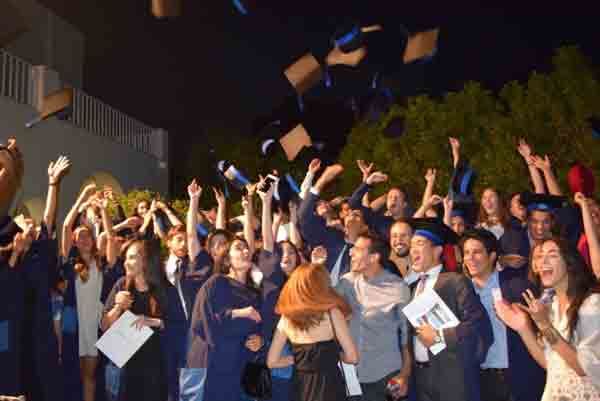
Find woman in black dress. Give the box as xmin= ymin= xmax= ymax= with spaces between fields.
xmin=267 ymin=263 xmax=359 ymax=401
xmin=101 ymin=239 xmax=166 ymax=401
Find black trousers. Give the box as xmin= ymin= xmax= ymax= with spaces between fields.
xmin=479 ymin=369 xmax=513 ymax=401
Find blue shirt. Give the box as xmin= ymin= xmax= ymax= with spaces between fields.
xmin=472 ymin=271 xmax=509 ymax=369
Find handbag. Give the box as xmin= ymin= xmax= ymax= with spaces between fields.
xmin=241 ymin=356 xmax=272 ymax=399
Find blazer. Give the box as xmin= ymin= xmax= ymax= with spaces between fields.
xmin=498 ymin=268 xmax=546 ymax=401
xmin=410 ymin=270 xmax=493 ymax=401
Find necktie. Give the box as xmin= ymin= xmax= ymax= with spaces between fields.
xmin=415 ymin=273 xmax=428 ymax=296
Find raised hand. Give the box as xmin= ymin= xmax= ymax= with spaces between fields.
xmin=308 ymin=158 xmax=322 ymax=175
xmin=424 ymin=168 xmax=437 ymax=184
xmin=48 ymin=155 xmax=71 ymax=185
xmin=257 ymin=176 xmax=275 ymax=203
xmin=245 ymin=182 xmax=258 ymax=198
xmin=188 ymin=179 xmax=202 ymax=199
xmin=494 ymin=299 xmax=531 ymax=333
xmin=449 ymin=137 xmax=460 ymax=152
xmin=212 ymin=187 xmax=226 ymax=205
xmin=357 ymin=160 xmax=374 ymax=182
xmin=81 ymin=183 xmax=97 ymax=199
xmin=365 ymin=171 xmax=388 ymax=186
xmin=443 ymin=196 xmax=454 ymax=211
xmin=426 ymin=194 xmax=443 ymax=207
xmin=574 ymin=192 xmax=587 ymax=207
xmin=517 ymin=138 xmax=533 ymax=161
xmin=532 ymin=154 xmax=551 ymax=171
xmin=520 ymin=289 xmax=552 ymax=330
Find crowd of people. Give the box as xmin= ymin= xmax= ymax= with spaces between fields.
xmin=1 ymin=135 xmax=600 ymax=401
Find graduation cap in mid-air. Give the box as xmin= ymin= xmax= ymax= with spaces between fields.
xmin=217 ymin=160 xmax=250 ymax=193
xmin=26 ymin=88 xmax=73 ymax=129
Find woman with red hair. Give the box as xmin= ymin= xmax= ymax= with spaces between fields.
xmin=267 ymin=263 xmax=358 ymax=401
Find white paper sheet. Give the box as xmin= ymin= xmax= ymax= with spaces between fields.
xmin=96 ymin=310 xmax=154 ymax=368
xmin=402 ymin=289 xmax=460 ymax=355
xmin=339 ymin=362 xmax=362 ymax=396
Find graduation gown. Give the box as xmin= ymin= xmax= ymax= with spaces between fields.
xmin=0 ymin=254 xmax=26 ymax=396
xmin=186 ymin=274 xmax=261 ymax=401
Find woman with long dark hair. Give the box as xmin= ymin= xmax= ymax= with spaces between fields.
xmin=477 ymin=188 xmax=510 ymax=239
xmin=185 ymin=236 xmax=263 ymax=401
xmin=101 ymin=239 xmax=167 ymax=401
xmin=495 ymin=238 xmax=600 ymax=400
xmin=267 ymin=263 xmax=359 ymax=401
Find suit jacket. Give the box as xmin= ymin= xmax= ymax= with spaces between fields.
xmin=411 ymin=270 xmax=493 ymax=401
xmin=498 ymin=268 xmax=546 ymax=401
xmin=298 ymin=192 xmax=350 ymax=276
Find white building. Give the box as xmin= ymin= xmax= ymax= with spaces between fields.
xmin=1 ymin=0 xmax=169 ymax=224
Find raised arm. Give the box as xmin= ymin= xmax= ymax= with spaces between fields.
xmin=158 ymin=200 xmax=183 ymax=228
xmin=517 ymin=139 xmax=545 ymax=194
xmin=258 ymin=179 xmax=275 ymax=253
xmin=44 ymin=156 xmax=70 ymax=236
xmin=533 ymin=154 xmax=562 ymax=196
xmin=369 ymin=193 xmax=387 ymax=212
xmin=299 ymin=158 xmax=321 ymax=200
xmin=61 ymin=184 xmax=96 ymax=258
xmin=213 ymin=187 xmax=227 ymax=230
xmin=413 ymin=194 xmax=443 ymax=218
xmin=449 ymin=137 xmax=461 ymax=169
xmin=288 ymin=200 xmax=303 ymax=250
xmin=421 ymin=168 xmax=436 ymax=209
xmin=187 ymin=179 xmax=202 ymax=263
xmin=96 ymin=194 xmax=117 ymax=267
xmin=243 ymin=183 xmax=258 ymax=257
xmin=575 ymin=193 xmax=600 ymax=279
xmin=443 ymin=196 xmax=453 ymax=227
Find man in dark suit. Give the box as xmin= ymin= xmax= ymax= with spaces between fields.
xmin=297 ymin=164 xmax=374 ymax=285
xmin=461 ymin=229 xmax=545 ymax=401
xmin=408 ymin=219 xmax=493 ymax=401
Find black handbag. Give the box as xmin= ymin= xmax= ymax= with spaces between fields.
xmin=241 ymin=357 xmax=272 ymax=399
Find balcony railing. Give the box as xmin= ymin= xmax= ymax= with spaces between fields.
xmin=0 ymin=49 xmax=158 ymax=157
xmin=0 ymin=50 xmax=32 ymax=105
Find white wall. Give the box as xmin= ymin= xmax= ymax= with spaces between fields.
xmin=0 ymin=96 xmax=168 ymax=223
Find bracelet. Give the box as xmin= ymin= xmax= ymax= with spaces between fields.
xmin=541 ymin=326 xmax=560 ymax=345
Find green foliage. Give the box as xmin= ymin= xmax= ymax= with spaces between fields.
xmin=337 ymin=46 xmax=600 ymax=201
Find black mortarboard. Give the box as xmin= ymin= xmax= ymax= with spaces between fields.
xmin=0 ymin=0 xmax=28 ymax=47
xmin=331 ymin=22 xmax=364 ymax=54
xmin=403 ymin=29 xmax=440 ymax=64
xmin=520 ymin=191 xmax=567 ymax=213
xmin=410 ymin=218 xmax=459 ymax=246
xmin=217 ymin=160 xmax=250 ymax=192
xmin=460 ymin=228 xmax=499 ymax=255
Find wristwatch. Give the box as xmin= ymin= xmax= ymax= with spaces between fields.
xmin=433 ymin=330 xmax=443 ymax=344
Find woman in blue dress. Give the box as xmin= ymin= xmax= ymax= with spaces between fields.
xmin=186 ymin=237 xmax=264 ymax=401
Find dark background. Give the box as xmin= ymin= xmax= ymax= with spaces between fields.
xmin=36 ymin=1 xmax=600 ymax=194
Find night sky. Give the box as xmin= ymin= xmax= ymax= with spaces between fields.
xmin=36 ymin=2 xmax=600 ymax=193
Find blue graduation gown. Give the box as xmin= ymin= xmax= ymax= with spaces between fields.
xmin=0 ymin=256 xmax=26 ymax=396
xmin=186 ymin=274 xmax=261 ymax=401
xmin=162 ymin=252 xmax=213 ymax=401
xmin=21 ymin=227 xmax=63 ymax=401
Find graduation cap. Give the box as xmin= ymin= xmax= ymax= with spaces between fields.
xmin=217 ymin=160 xmax=250 ymax=191
xmin=403 ymin=28 xmax=440 ymax=64
xmin=450 ymin=200 xmax=476 ymax=226
xmin=151 ymin=0 xmax=181 ymax=18
xmin=410 ymin=217 xmax=459 ymax=245
xmin=284 ymin=53 xmax=324 ymax=96
xmin=460 ymin=228 xmax=499 ymax=255
xmin=520 ymin=191 xmax=567 ymax=213
xmin=332 ymin=22 xmax=364 ymax=54
xmin=0 ymin=0 xmax=29 ymax=47
xmin=567 ymin=162 xmax=595 ymax=198
xmin=232 ymin=0 xmax=253 ymax=15
xmin=26 ymin=88 xmax=73 ymax=128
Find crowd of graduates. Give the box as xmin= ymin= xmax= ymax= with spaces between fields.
xmin=1 ymin=135 xmax=599 ymax=401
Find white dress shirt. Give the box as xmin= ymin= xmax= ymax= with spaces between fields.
xmin=413 ymin=264 xmax=444 ymax=362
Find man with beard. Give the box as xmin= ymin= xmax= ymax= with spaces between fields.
xmin=388 ymin=220 xmax=420 ymax=285
xmin=298 ymin=164 xmax=378 ymax=285
xmin=499 ymin=192 xmax=566 ymax=271
xmin=0 ymin=138 xmax=24 ymax=247
xmin=348 ymin=160 xmax=409 ymax=242
xmin=336 ymin=234 xmax=412 ymax=400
